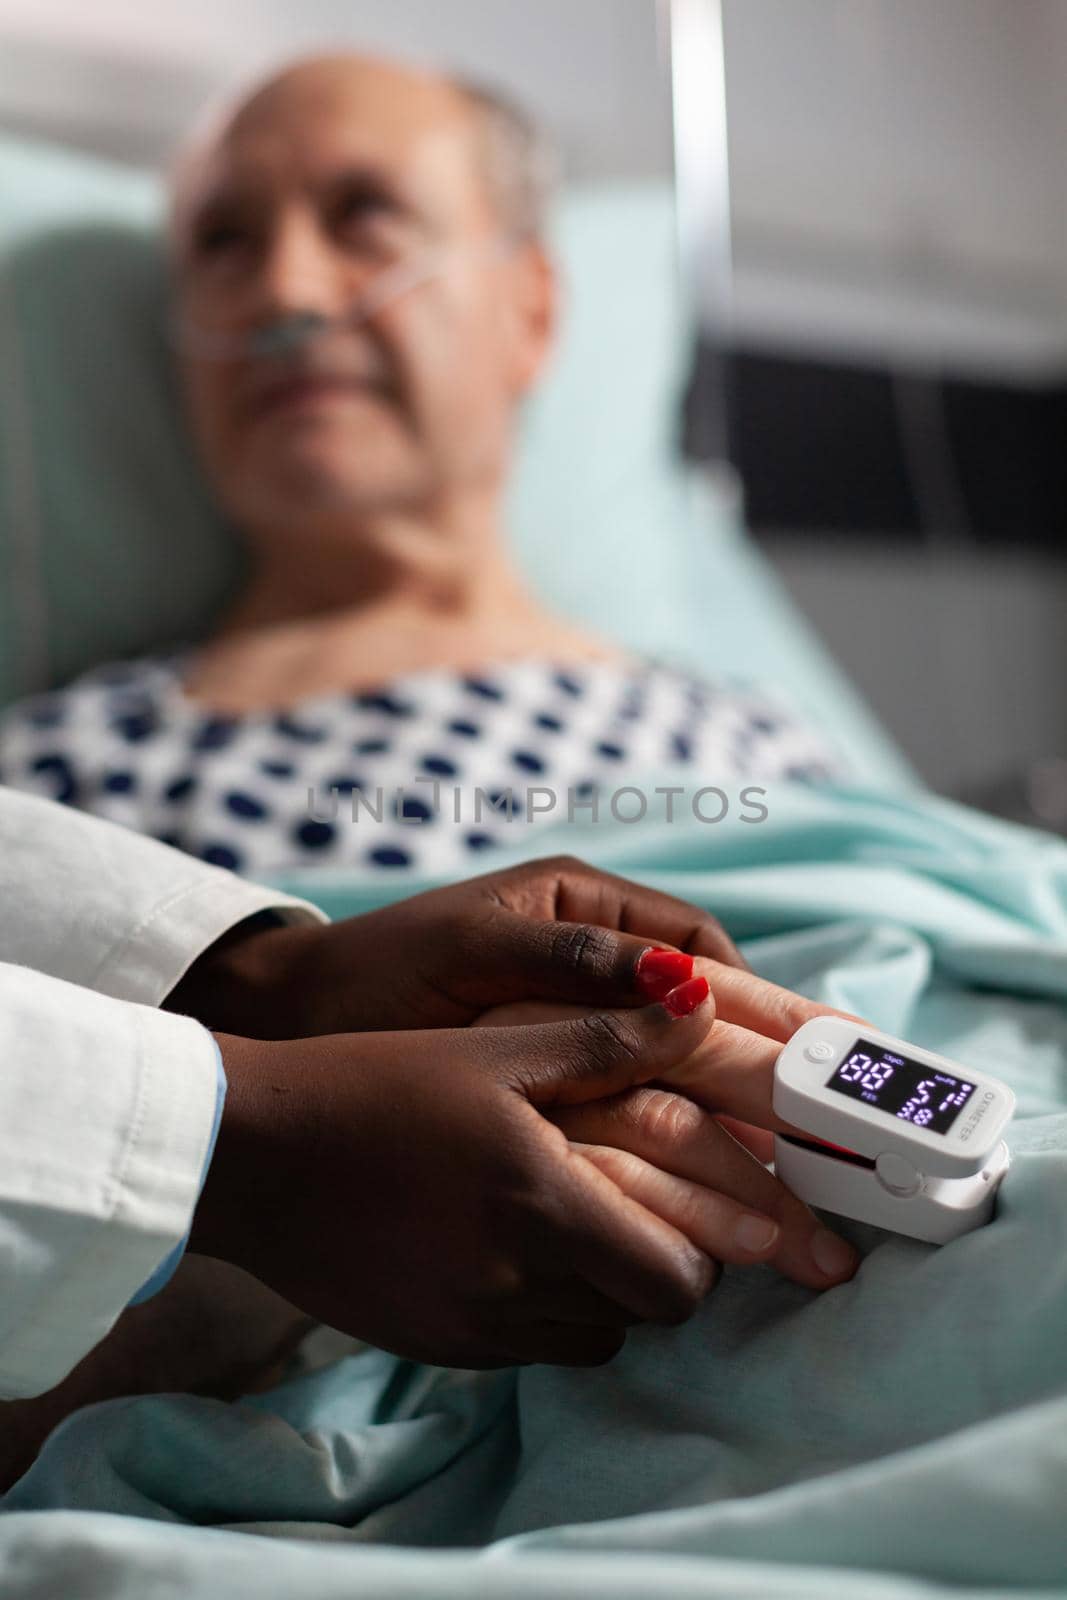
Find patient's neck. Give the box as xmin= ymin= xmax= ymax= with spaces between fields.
xmin=223 ymin=510 xmax=520 ymax=630
xmin=185 ymin=501 xmax=614 ymax=712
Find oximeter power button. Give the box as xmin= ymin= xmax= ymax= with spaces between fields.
xmin=875 ymin=1151 xmax=923 ymax=1198
xmin=804 ymin=1042 xmax=835 ymax=1063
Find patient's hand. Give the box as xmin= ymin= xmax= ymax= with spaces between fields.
xmin=476 ymin=961 xmax=861 ymax=1293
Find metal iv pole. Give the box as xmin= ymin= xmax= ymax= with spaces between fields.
xmin=665 ymin=0 xmax=740 ymax=501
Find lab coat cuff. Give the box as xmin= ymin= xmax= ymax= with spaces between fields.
xmin=90 ymin=875 xmax=328 ymax=1009
xmin=127 ymin=1036 xmax=228 ymax=1305
xmin=0 ymin=1006 xmax=223 ymax=1398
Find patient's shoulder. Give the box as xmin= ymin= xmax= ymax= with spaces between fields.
xmin=0 ymin=654 xmax=183 ymax=790
xmin=2 ymin=654 xmax=180 ymax=725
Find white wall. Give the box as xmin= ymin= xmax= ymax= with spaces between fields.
xmin=718 ymin=0 xmax=1067 ymax=797
xmin=721 ymin=0 xmax=1067 ymax=378
xmin=0 ymin=0 xmax=673 ymax=180
xmin=765 ymin=540 xmax=1067 ymax=797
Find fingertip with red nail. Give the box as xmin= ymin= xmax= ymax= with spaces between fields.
xmin=636 ymin=946 xmax=694 ymax=1002
xmin=662 ymin=975 xmax=710 ymax=1019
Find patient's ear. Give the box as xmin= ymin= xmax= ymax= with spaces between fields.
xmin=504 ymin=240 xmax=558 ymax=395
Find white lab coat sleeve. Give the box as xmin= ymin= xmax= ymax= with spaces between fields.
xmin=0 ymin=788 xmax=326 ymax=1004
xmin=0 ymin=788 xmax=329 ymax=1396
xmin=0 ymin=963 xmax=222 ymax=1398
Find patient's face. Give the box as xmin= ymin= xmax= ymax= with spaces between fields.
xmin=172 ymin=58 xmax=553 ymax=540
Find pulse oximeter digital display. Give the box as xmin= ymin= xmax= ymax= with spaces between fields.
xmin=825 ymin=1040 xmax=976 ymax=1135
xmin=773 ymin=1017 xmax=1015 ymax=1244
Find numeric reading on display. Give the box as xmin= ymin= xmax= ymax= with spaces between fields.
xmin=826 ymin=1038 xmax=976 ymax=1135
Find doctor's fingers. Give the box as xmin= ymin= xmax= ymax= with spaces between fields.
xmin=478 ymin=855 xmax=749 ymax=972
xmin=556 ymin=1091 xmax=859 ymax=1289
xmin=479 ymin=1003 xmax=819 ymax=1139
xmin=476 ymin=1003 xmax=801 ymax=1132
xmin=476 ymin=965 xmax=861 ymax=1058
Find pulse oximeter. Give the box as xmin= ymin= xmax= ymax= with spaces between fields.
xmin=773 ymin=1017 xmax=1014 ymax=1244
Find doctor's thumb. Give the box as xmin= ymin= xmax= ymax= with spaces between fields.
xmin=507 ymin=977 xmax=714 ymax=1108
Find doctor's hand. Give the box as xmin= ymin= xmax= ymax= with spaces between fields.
xmin=190 ymin=980 xmax=788 ymax=1368
xmin=165 ymin=855 xmax=748 ymax=1039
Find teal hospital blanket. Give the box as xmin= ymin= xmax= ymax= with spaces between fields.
xmin=3 ymin=782 xmax=1067 ymax=1598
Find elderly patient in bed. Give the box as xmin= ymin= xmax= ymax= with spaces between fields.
xmin=0 ymin=49 xmax=853 ymax=1487
xmin=0 ymin=50 xmax=839 ymax=876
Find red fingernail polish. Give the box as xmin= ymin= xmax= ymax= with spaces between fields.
xmin=635 ymin=947 xmax=694 ymax=1001
xmin=662 ymin=975 xmax=709 ymax=1019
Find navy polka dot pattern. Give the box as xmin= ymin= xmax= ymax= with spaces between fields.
xmin=102 ymin=770 xmax=136 ymax=794
xmin=369 ymin=845 xmax=412 ymax=868
xmin=165 ymin=774 xmax=197 ymax=803
xmin=463 ymin=677 xmax=504 ymax=702
xmin=274 ymin=714 xmax=326 ymax=744
xmin=294 ymin=819 xmax=335 ymax=851
xmin=31 ymin=753 xmax=77 ymax=804
xmin=554 ymin=672 xmax=584 ymax=697
xmin=201 ymin=842 xmax=243 ymax=871
xmin=192 ymin=717 xmax=237 ymax=752
xmin=0 ymin=653 xmax=843 ymax=877
xmin=113 ymin=711 xmax=157 ymax=744
xmin=355 ymin=692 xmax=414 ymax=718
xmin=226 ymin=791 xmax=269 ymax=821
xmin=395 ymin=794 xmax=434 ymax=823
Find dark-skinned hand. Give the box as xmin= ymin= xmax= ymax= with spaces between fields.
xmin=166 ymin=855 xmax=750 ymax=1038
xmin=192 ymin=983 xmax=760 ymax=1369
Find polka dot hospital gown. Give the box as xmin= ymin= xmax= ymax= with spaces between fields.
xmin=0 ymin=654 xmax=843 ymax=878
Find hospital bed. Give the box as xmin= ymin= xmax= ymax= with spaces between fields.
xmin=13 ymin=136 xmax=1067 ymax=1600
